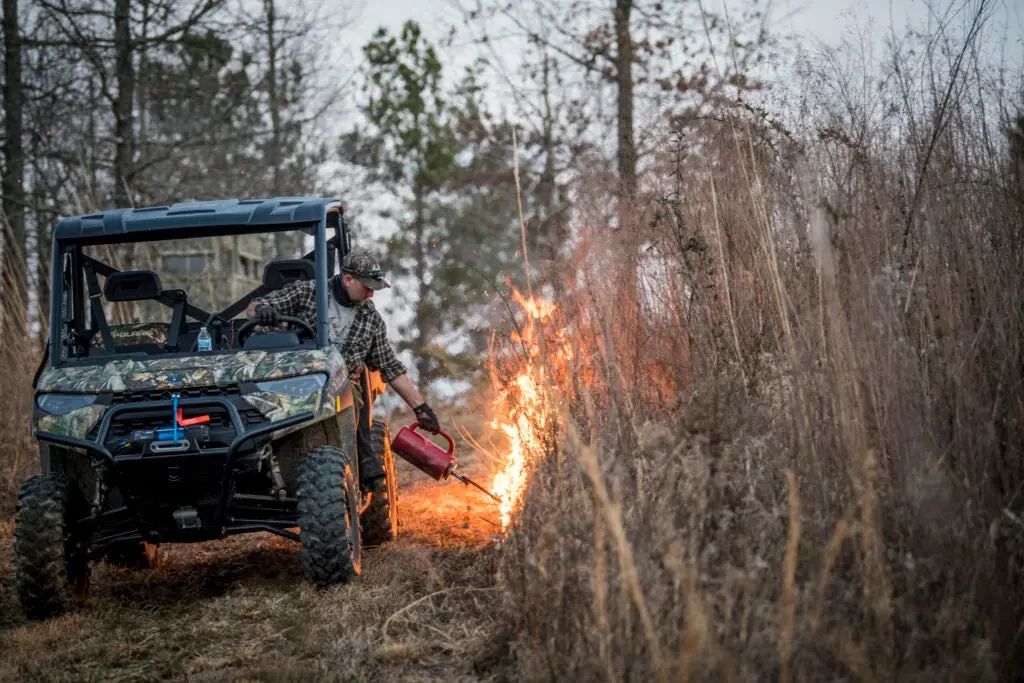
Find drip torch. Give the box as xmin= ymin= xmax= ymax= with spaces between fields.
xmin=390 ymin=423 xmax=500 ymax=503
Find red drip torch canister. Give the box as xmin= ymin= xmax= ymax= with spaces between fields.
xmin=391 ymin=423 xmax=456 ymax=480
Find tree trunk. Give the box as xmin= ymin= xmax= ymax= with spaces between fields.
xmin=113 ymin=0 xmax=135 ymax=208
xmin=614 ymin=0 xmax=636 ymax=200
xmin=136 ymin=0 xmax=151 ymax=205
xmin=412 ymin=182 xmax=430 ymax=386
xmin=538 ymin=49 xmax=557 ymax=260
xmin=266 ymin=0 xmax=281 ymax=196
xmin=266 ymin=0 xmax=292 ymax=257
xmin=88 ymin=73 xmax=100 ymax=205
xmin=1011 ymin=117 xmax=1024 ymax=199
xmin=535 ymin=48 xmax=569 ymax=295
xmin=34 ymin=174 xmax=51 ymax=346
xmin=2 ymin=0 xmax=28 ymax=343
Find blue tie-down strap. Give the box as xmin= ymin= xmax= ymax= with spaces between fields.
xmin=152 ymin=396 xmax=191 ymax=454
xmin=171 ymin=393 xmax=181 ymax=440
xmin=150 ymin=393 xmax=185 ymax=442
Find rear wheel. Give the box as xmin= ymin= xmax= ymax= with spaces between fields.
xmin=14 ymin=473 xmax=90 ymax=620
xmin=296 ymin=445 xmax=362 ymax=587
xmin=360 ymin=420 xmax=399 ymax=546
xmin=105 ymin=541 xmax=160 ymax=569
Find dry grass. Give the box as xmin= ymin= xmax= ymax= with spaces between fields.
xmin=0 ymin=205 xmax=42 ymax=516
xmin=487 ymin=10 xmax=1024 ymax=682
xmin=0 ymin=344 xmax=41 ymax=518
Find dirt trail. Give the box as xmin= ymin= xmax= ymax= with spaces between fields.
xmin=0 ymin=465 xmax=510 ymax=682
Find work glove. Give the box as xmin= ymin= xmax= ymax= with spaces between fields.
xmin=255 ymin=304 xmax=279 ymax=327
xmin=413 ymin=402 xmax=441 ymax=434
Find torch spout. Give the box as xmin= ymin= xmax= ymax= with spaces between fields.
xmin=451 ymin=471 xmax=501 ymax=504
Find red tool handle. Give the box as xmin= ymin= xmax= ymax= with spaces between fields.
xmin=409 ymin=422 xmax=455 ymax=455
xmin=177 ymin=409 xmax=211 ymax=427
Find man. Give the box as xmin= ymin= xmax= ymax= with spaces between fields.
xmin=245 ymin=247 xmax=440 ymax=491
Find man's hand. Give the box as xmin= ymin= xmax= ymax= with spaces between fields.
xmin=413 ymin=402 xmax=440 ymax=434
xmin=255 ymin=304 xmax=279 ymax=327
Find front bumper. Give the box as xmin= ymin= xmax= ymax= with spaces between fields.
xmin=34 ymin=397 xmax=316 ymax=551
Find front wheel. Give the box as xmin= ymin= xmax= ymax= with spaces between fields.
xmin=296 ymin=445 xmax=362 ymax=587
xmin=14 ymin=473 xmax=90 ymax=620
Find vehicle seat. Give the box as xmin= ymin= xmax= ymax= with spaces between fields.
xmin=262 ymin=259 xmax=314 ymax=290
xmin=91 ymin=270 xmax=185 ymax=354
xmin=105 ymin=269 xmax=162 ymax=302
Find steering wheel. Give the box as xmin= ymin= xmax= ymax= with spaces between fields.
xmin=235 ymin=315 xmax=315 ymax=346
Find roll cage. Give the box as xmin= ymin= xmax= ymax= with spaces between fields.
xmin=45 ymin=198 xmax=352 ymax=368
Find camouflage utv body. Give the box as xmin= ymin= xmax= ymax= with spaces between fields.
xmin=15 ymin=198 xmax=399 ymax=621
xmin=35 ymin=348 xmax=347 ymax=439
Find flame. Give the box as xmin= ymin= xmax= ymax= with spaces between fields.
xmin=490 ymin=373 xmax=545 ymax=528
xmin=513 ymin=290 xmax=556 ymax=320
xmin=488 ymin=290 xmax=562 ymax=530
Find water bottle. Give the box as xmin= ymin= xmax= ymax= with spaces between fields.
xmin=196 ymin=325 xmax=213 ymax=352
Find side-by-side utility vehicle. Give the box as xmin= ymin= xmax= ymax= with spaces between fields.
xmin=15 ymin=197 xmax=399 ymax=620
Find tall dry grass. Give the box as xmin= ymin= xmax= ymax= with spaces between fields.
xmin=0 ymin=216 xmax=42 ymax=516
xmin=0 ymin=350 xmax=38 ymax=517
xmin=491 ymin=12 xmax=1024 ymax=682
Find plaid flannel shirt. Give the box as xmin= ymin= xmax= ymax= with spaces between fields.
xmin=253 ymin=279 xmax=408 ymax=383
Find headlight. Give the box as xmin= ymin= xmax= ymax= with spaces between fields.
xmin=36 ymin=393 xmax=98 ymax=415
xmin=254 ymin=374 xmax=327 ymax=398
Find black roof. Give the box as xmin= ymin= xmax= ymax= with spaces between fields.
xmin=54 ymin=197 xmax=342 ymax=244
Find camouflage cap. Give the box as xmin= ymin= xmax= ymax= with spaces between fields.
xmin=341 ymin=248 xmax=391 ymax=290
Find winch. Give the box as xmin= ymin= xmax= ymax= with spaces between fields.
xmin=122 ymin=393 xmax=212 ymax=455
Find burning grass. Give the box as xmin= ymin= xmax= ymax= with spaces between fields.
xmin=485 ymin=290 xmax=561 ymax=531
xmin=479 ymin=11 xmax=1024 ymax=682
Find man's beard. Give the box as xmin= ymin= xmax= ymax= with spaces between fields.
xmin=331 ymin=275 xmax=360 ymax=307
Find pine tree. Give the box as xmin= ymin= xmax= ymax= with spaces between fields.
xmin=342 ymin=21 xmax=533 ymax=386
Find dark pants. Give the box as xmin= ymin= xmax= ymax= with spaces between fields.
xmin=354 ymin=371 xmax=384 ymax=488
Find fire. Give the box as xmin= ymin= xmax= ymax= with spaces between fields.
xmin=514 ymin=291 xmax=556 ymax=320
xmin=490 ymin=373 xmax=546 ymax=528
xmin=488 ymin=290 xmax=563 ymax=530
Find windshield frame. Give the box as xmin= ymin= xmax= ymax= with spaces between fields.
xmin=47 ymin=215 xmax=333 ymax=367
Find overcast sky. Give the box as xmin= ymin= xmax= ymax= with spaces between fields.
xmin=339 ymin=0 xmax=1023 ymax=56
